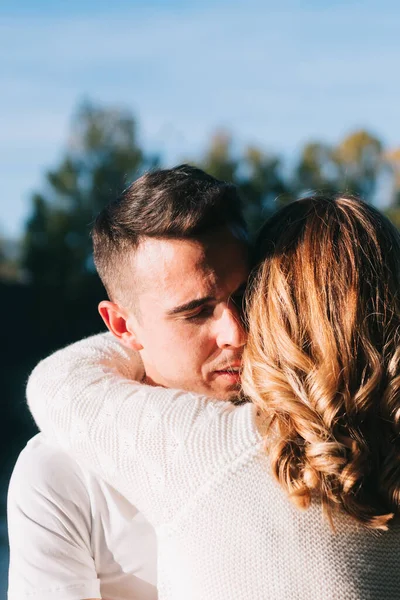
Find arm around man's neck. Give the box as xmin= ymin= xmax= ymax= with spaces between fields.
xmin=26 ymin=331 xmax=260 ymax=525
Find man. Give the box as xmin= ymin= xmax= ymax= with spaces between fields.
xmin=8 ymin=165 xmax=249 ymax=599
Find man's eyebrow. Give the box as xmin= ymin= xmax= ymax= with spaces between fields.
xmin=166 ymin=296 xmax=215 ymax=316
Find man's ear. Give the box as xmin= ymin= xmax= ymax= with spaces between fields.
xmin=98 ymin=301 xmax=144 ymax=351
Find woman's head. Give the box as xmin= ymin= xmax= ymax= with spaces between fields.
xmin=243 ymin=195 xmax=400 ymax=529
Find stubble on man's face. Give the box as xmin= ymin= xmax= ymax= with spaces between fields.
xmin=127 ymin=227 xmax=249 ymax=400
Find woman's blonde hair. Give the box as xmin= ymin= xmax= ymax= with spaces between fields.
xmin=242 ymin=195 xmax=400 ymax=530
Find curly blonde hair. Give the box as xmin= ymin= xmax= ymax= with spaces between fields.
xmin=242 ymin=195 xmax=400 ymax=530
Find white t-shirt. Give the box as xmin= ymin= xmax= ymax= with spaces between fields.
xmin=7 ymin=433 xmax=157 ymax=600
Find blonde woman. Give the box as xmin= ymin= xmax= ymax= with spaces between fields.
xmin=27 ymin=196 xmax=400 ymax=599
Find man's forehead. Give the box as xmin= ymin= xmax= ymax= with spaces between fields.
xmin=133 ymin=237 xmax=208 ymax=283
xmin=133 ymin=233 xmax=248 ymax=306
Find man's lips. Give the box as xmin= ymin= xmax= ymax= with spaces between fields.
xmin=212 ymin=363 xmax=242 ymax=383
xmin=214 ymin=365 xmax=242 ymax=372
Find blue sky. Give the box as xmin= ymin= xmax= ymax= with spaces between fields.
xmin=1 ymin=0 xmax=400 ymax=238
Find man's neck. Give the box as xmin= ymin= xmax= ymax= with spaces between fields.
xmin=141 ymin=373 xmax=165 ymax=388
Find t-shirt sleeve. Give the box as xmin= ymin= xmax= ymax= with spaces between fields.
xmin=26 ymin=333 xmax=260 ymax=526
xmin=7 ymin=437 xmax=101 ymax=600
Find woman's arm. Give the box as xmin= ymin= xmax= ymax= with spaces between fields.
xmin=27 ymin=333 xmax=260 ymax=525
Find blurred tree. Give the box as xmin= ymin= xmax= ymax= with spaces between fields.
xmin=200 ymin=131 xmax=239 ymax=183
xmin=294 ymin=142 xmax=340 ymax=195
xmin=385 ymin=206 xmax=400 ymax=230
xmin=334 ymin=130 xmax=383 ymax=200
xmin=0 ymin=235 xmax=21 ymax=282
xmin=0 ymin=239 xmax=8 ymax=282
xmin=197 ymin=132 xmax=289 ymax=236
xmin=0 ymin=236 xmax=5 ymax=269
xmin=22 ymin=102 xmax=153 ymax=347
xmin=240 ymin=146 xmax=290 ymax=234
xmin=385 ymin=147 xmax=400 ymax=206
xmin=293 ymin=131 xmax=385 ymax=205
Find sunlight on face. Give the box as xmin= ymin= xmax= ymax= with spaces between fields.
xmin=127 ymin=227 xmax=249 ymax=400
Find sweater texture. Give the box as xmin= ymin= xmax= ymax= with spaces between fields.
xmin=27 ymin=333 xmax=400 ymax=600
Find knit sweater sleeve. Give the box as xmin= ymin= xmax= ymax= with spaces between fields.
xmin=26 ymin=333 xmax=261 ymax=526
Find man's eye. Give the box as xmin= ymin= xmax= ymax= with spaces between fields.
xmin=185 ymin=306 xmax=214 ymax=321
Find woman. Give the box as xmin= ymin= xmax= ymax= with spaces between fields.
xmin=27 ymin=195 xmax=400 ymax=599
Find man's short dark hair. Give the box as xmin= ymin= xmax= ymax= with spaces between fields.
xmin=92 ymin=164 xmax=247 ymax=303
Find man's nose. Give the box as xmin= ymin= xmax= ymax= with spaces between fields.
xmin=215 ymin=304 xmax=247 ymax=349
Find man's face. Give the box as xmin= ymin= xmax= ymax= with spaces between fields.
xmin=125 ymin=227 xmax=249 ymax=400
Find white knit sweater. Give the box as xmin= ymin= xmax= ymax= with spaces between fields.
xmin=27 ymin=333 xmax=400 ymax=600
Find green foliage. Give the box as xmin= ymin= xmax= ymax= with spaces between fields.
xmin=196 ymin=132 xmax=290 ymax=236
xmin=385 ymin=148 xmax=400 ymax=205
xmin=334 ymin=130 xmax=383 ymax=198
xmin=239 ymin=146 xmax=290 ymax=234
xmin=200 ymin=132 xmax=239 ymax=183
xmin=384 ymin=207 xmax=400 ymax=230
xmin=196 ymin=128 xmax=393 ymax=236
xmin=18 ymin=104 xmax=400 ymax=305
xmin=0 ymin=237 xmax=5 ymax=265
xmin=292 ymin=129 xmax=386 ymax=203
xmin=21 ymin=102 xmax=157 ymax=349
xmin=294 ymin=142 xmax=339 ymax=194
xmin=0 ymin=235 xmax=21 ymax=282
xmin=23 ymin=104 xmax=394 ymax=293
xmin=23 ymin=102 xmax=152 ymax=291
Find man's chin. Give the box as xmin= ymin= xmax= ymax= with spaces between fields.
xmin=210 ymin=383 xmax=242 ymax=402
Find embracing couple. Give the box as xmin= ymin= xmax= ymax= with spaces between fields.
xmin=8 ymin=165 xmax=400 ymax=599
